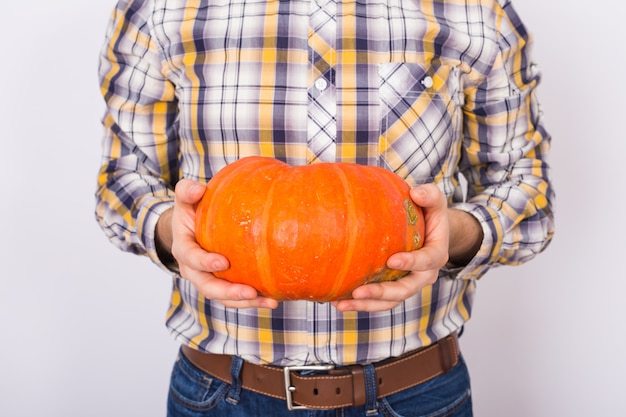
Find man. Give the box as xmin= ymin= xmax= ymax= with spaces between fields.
xmin=96 ymin=0 xmax=554 ymax=415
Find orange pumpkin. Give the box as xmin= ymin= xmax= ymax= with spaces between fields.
xmin=194 ymin=156 xmax=425 ymax=301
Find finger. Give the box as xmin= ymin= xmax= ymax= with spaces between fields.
xmin=218 ymin=297 xmax=280 ymax=310
xmin=360 ymin=271 xmax=436 ymax=299
xmin=387 ymin=246 xmax=448 ymax=273
xmin=334 ymin=271 xmax=438 ymax=312
xmin=334 ymin=282 xmax=412 ymax=311
xmin=334 ymin=299 xmax=400 ymax=312
xmin=173 ymin=241 xmax=229 ymax=273
xmin=181 ymin=268 xmax=279 ymax=309
xmin=194 ymin=274 xmax=257 ymax=300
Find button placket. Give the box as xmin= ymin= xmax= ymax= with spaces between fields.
xmin=307 ymin=0 xmax=337 ymax=161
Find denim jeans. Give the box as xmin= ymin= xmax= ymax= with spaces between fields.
xmin=167 ymin=347 xmax=473 ymax=417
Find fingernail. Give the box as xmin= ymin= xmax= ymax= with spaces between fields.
xmin=414 ymin=188 xmax=427 ymax=199
xmin=239 ymin=289 xmax=254 ymax=300
xmin=212 ymin=260 xmax=226 ymax=271
xmin=388 ymin=258 xmax=402 ymax=269
xmin=190 ymin=183 xmax=204 ymax=195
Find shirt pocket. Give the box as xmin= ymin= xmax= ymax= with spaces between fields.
xmin=378 ymin=63 xmax=462 ymax=186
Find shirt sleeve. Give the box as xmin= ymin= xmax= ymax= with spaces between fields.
xmin=95 ymin=0 xmax=179 ymax=272
xmin=446 ymin=0 xmax=555 ymax=280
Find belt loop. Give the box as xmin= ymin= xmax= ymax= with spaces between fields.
xmin=362 ymin=364 xmax=380 ymax=416
xmin=350 ymin=366 xmax=366 ymax=407
xmin=226 ymin=356 xmax=244 ymax=405
xmin=438 ymin=334 xmax=458 ymax=374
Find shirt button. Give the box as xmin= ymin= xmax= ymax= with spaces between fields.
xmin=315 ymin=77 xmax=328 ymax=91
xmin=421 ymin=76 xmax=434 ymax=89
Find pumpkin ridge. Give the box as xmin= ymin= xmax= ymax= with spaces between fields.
xmin=195 ymin=167 xmax=238 ymax=252
xmin=368 ymin=167 xmax=400 ymax=277
xmin=195 ymin=156 xmax=271 ymax=249
xmin=326 ymin=164 xmax=360 ymax=300
xmin=255 ymin=165 xmax=284 ymax=299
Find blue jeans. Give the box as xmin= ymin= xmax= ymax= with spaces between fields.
xmin=167 ymin=348 xmax=473 ymax=417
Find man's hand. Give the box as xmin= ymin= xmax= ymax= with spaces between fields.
xmin=156 ymin=179 xmax=279 ymax=309
xmin=334 ymin=183 xmax=482 ymax=313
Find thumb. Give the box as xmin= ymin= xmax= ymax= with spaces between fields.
xmin=409 ymin=184 xmax=445 ymax=208
xmin=175 ymin=179 xmax=206 ymax=205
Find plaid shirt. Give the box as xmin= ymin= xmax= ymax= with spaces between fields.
xmin=96 ymin=0 xmax=554 ymax=365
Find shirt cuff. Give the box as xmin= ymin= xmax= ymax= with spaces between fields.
xmin=136 ymin=196 xmax=178 ymax=274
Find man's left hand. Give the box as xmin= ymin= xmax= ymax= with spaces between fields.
xmin=333 ymin=184 xmax=450 ymax=312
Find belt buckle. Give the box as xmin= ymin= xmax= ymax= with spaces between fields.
xmin=283 ymin=364 xmax=335 ymax=410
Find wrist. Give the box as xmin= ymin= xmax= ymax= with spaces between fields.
xmin=447 ymin=208 xmax=483 ymax=266
xmin=156 ymin=208 xmax=176 ymax=265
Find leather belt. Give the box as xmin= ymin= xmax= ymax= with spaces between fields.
xmin=181 ymin=333 xmax=459 ymax=410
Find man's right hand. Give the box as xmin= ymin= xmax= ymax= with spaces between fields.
xmin=156 ymin=179 xmax=279 ymax=309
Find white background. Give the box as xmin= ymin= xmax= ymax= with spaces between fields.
xmin=1 ymin=1 xmax=624 ymax=416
